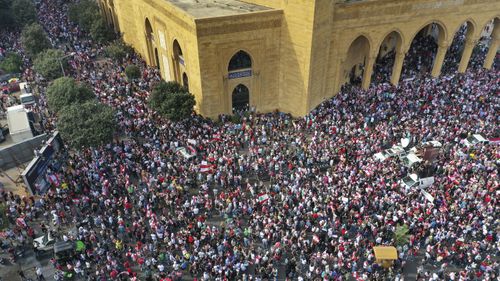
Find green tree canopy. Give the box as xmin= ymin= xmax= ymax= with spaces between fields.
xmin=105 ymin=40 xmax=133 ymax=61
xmin=33 ymin=49 xmax=67 ymax=80
xmin=21 ymin=23 xmax=51 ymax=57
xmin=11 ymin=0 xmax=37 ymax=27
xmin=124 ymin=65 xmax=140 ymax=81
xmin=0 ymin=52 xmax=23 ymax=74
xmin=57 ymin=101 xmax=116 ymax=148
xmin=149 ymin=81 xmax=195 ymax=121
xmin=89 ymin=17 xmax=115 ymax=43
xmin=0 ymin=0 xmax=14 ymax=29
xmin=46 ymin=77 xmax=94 ymax=113
xmin=68 ymin=0 xmax=100 ymax=31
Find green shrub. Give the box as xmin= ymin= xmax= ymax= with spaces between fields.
xmin=0 ymin=52 xmax=22 ymax=73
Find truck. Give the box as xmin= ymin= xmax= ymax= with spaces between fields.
xmin=6 ymin=105 xmax=34 ymax=143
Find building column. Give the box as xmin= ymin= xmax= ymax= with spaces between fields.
xmin=458 ymin=38 xmax=477 ymax=73
xmin=431 ymin=41 xmax=449 ymax=77
xmin=390 ymin=51 xmax=406 ymax=85
xmin=361 ymin=55 xmax=376 ymax=90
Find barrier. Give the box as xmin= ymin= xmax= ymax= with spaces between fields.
xmin=0 ymin=134 xmax=48 ymax=170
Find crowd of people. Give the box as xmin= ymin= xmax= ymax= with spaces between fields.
xmin=1 ymin=0 xmax=499 ymax=280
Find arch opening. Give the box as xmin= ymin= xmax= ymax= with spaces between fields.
xmin=470 ymin=18 xmax=499 ymax=70
xmin=442 ymin=21 xmax=475 ymax=74
xmin=232 ymin=84 xmax=249 ymax=113
xmin=173 ymin=40 xmax=184 ymax=64
xmin=228 ymin=51 xmax=252 ymax=71
xmin=401 ymin=22 xmax=445 ymax=79
xmin=344 ymin=35 xmax=370 ymax=86
xmin=144 ymin=18 xmax=155 ymax=66
xmin=372 ymin=31 xmax=403 ymax=84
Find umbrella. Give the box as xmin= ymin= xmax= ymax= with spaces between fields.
xmin=75 ymin=240 xmax=86 ymax=252
xmin=8 ymin=78 xmax=19 ymax=83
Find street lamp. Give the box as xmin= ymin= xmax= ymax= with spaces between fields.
xmin=59 ymin=52 xmax=76 ymax=77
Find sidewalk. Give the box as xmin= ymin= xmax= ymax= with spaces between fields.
xmin=0 ymin=163 xmax=30 ymax=197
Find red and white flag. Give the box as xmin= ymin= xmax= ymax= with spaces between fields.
xmin=200 ymin=161 xmax=214 ymax=173
xmin=257 ymin=193 xmax=269 ymax=204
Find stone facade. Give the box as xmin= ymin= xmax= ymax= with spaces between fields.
xmin=100 ymin=0 xmax=500 ymax=118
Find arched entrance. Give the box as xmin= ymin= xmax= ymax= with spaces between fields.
xmin=182 ymin=73 xmax=189 ymax=91
xmin=443 ymin=21 xmax=475 ymax=74
xmin=227 ymin=50 xmax=253 ymax=113
xmin=372 ymin=31 xmax=403 ymax=84
xmin=145 ymin=18 xmax=155 ymax=67
xmin=173 ymin=40 xmax=185 ymax=82
xmin=402 ymin=22 xmax=446 ymax=79
xmin=471 ymin=18 xmax=499 ymax=70
xmin=108 ymin=0 xmax=119 ymax=33
xmin=344 ymin=35 xmax=370 ymax=86
xmin=232 ymin=84 xmax=249 ymax=113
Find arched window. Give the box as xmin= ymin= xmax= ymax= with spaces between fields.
xmin=228 ymin=50 xmax=252 ymax=71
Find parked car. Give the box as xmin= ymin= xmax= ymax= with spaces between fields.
xmin=33 ymin=232 xmax=55 ymax=252
xmin=400 ymin=173 xmax=435 ymax=190
xmin=399 ymin=152 xmax=422 ymax=168
xmin=463 ymin=134 xmax=488 ymax=147
xmin=374 ymin=145 xmax=405 ymax=161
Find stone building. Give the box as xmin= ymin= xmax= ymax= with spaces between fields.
xmin=99 ymin=0 xmax=499 ymax=118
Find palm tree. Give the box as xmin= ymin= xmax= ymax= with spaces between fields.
xmin=394 ymin=224 xmax=410 ymax=247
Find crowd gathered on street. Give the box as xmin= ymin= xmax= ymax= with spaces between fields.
xmin=1 ymin=0 xmax=499 ymax=281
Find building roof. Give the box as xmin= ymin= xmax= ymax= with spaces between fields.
xmin=166 ymin=0 xmax=271 ymax=18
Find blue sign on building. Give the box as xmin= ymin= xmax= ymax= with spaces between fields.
xmin=228 ymin=70 xmax=252 ymax=79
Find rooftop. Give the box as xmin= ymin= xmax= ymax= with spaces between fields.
xmin=166 ymin=0 xmax=272 ymax=18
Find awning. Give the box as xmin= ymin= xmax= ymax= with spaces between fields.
xmin=373 ymin=246 xmax=397 ymax=260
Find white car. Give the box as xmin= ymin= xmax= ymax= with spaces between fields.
xmin=400 ymin=173 xmax=435 ymax=190
xmin=374 ymin=145 xmax=405 ymax=162
xmin=33 ymin=232 xmax=55 ymax=252
xmin=422 ymin=140 xmax=442 ymax=148
xmin=400 ymin=152 xmax=422 ymax=168
xmin=463 ymin=134 xmax=487 ymax=147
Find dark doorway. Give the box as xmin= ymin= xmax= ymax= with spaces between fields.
xmin=154 ymin=48 xmax=160 ymax=71
xmin=182 ymin=73 xmax=189 ymax=92
xmin=232 ymin=84 xmax=249 ymax=113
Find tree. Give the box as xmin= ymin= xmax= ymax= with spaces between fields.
xmin=394 ymin=224 xmax=410 ymax=247
xmin=0 ymin=52 xmax=22 ymax=74
xmin=0 ymin=0 xmax=14 ymax=29
xmin=21 ymin=23 xmax=51 ymax=57
xmin=68 ymin=0 xmax=100 ymax=31
xmin=105 ymin=40 xmax=133 ymax=61
xmin=149 ymin=81 xmax=195 ymax=121
xmin=57 ymin=101 xmax=116 ymax=148
xmin=46 ymin=77 xmax=94 ymax=113
xmin=90 ymin=17 xmax=115 ymax=43
xmin=10 ymin=0 xmax=37 ymax=27
xmin=33 ymin=49 xmax=67 ymax=80
xmin=124 ymin=65 xmax=140 ymax=81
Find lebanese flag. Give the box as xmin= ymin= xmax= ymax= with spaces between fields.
xmin=257 ymin=193 xmax=269 ymax=204
xmin=212 ymin=133 xmax=221 ymax=142
xmin=200 ymin=161 xmax=214 ymax=173
xmin=48 ymin=174 xmax=60 ymax=187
